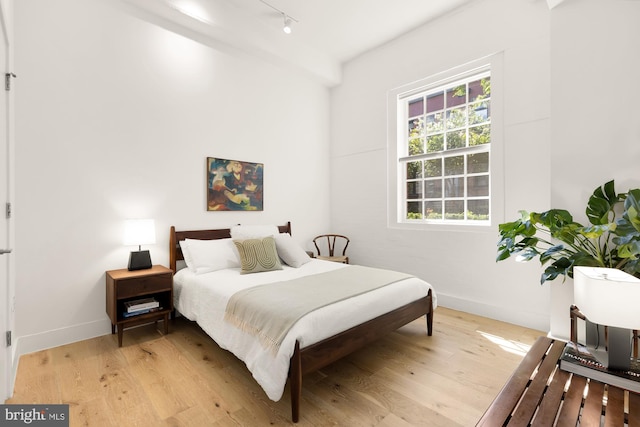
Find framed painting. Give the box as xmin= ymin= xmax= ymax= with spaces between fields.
xmin=207 ymin=157 xmax=264 ymax=211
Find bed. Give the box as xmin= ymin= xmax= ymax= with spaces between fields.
xmin=169 ymin=222 xmax=436 ymax=422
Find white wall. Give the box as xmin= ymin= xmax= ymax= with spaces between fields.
xmin=330 ymin=0 xmax=552 ymax=331
xmin=13 ymin=0 xmax=331 ymax=354
xmin=547 ymin=0 xmax=640 ymax=339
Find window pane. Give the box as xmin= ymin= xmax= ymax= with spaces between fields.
xmin=425 ymin=179 xmax=442 ymax=198
xmin=467 ymin=152 xmax=489 ymax=174
xmin=445 ymin=200 xmax=464 ymax=219
xmin=426 ymin=134 xmax=444 ymax=153
xmin=407 ymin=202 xmax=422 ymax=219
xmin=468 ymin=175 xmax=489 ymax=196
xmin=426 ymin=91 xmax=444 ymax=113
xmin=425 ymin=201 xmax=442 ymax=219
xmin=408 ymin=138 xmax=424 ymax=156
xmin=469 ymin=100 xmax=490 ymax=124
xmin=407 ymin=160 xmax=422 ymax=179
xmin=444 ymin=156 xmax=464 ymax=176
xmin=408 ymin=98 xmax=424 ymax=118
xmin=468 ymin=199 xmax=489 ymax=220
xmin=408 ymin=118 xmax=423 ymax=138
xmin=446 ymin=107 xmax=467 ymax=129
xmin=446 ymin=130 xmax=466 ymax=150
xmin=407 ymin=181 xmax=422 ymax=199
xmin=425 ymin=158 xmax=442 ymax=177
xmin=444 ymin=177 xmax=464 ymax=197
xmin=425 ymin=112 xmax=444 ymax=134
xmin=447 ymin=85 xmax=466 ymax=107
xmin=469 ymin=77 xmax=490 ymax=102
xmin=469 ymin=124 xmax=491 ymax=146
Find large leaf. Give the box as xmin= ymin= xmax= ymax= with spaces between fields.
xmin=535 ymin=209 xmax=574 ymax=229
xmin=540 ymin=257 xmax=572 ymax=284
xmin=624 ymin=189 xmax=640 ymax=232
xmin=617 ymin=240 xmax=640 ymax=259
xmin=540 ymin=244 xmax=565 ymax=265
xmin=515 ymin=246 xmax=540 ymax=262
xmin=580 ymin=223 xmax=615 ymax=239
xmin=586 ymin=180 xmax=620 ymax=225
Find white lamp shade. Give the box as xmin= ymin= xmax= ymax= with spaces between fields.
xmin=574 ymin=266 xmax=640 ymax=330
xmin=123 ymin=219 xmax=156 ymax=246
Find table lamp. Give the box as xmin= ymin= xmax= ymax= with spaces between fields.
xmin=573 ymin=266 xmax=640 ymax=370
xmin=123 ymin=219 xmax=156 ymax=271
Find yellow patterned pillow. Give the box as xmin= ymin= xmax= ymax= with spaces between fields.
xmin=233 ymin=236 xmax=283 ymax=274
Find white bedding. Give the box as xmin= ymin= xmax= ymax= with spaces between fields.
xmin=173 ymin=259 xmax=437 ymax=401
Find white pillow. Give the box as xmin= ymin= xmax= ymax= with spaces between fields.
xmin=180 ymin=238 xmax=240 ymax=274
xmin=274 ymin=233 xmax=311 ymax=268
xmin=230 ymin=224 xmax=279 ymax=240
xmin=179 ymin=240 xmax=194 ymax=270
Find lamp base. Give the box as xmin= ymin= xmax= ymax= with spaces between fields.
xmin=128 ymin=250 xmax=152 ymax=271
xmin=585 ymin=319 xmax=631 ymax=371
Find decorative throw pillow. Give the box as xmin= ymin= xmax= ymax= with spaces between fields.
xmin=233 ymin=236 xmax=283 ymax=274
xmin=230 ymin=224 xmax=279 ymax=240
xmin=274 ymin=233 xmax=311 ymax=268
xmin=180 ymin=238 xmax=240 ymax=274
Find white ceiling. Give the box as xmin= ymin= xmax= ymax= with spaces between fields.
xmin=228 ymin=0 xmax=476 ymax=63
xmin=120 ymin=0 xmax=558 ymax=85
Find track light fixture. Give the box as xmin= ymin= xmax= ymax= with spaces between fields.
xmin=259 ymin=0 xmax=298 ymax=34
xmin=283 ymin=14 xmax=292 ymax=34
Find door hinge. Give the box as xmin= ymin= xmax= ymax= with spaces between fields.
xmin=6 ymin=331 xmax=11 ymax=347
xmin=5 ymin=73 xmax=16 ymax=91
xmin=6 ymin=202 xmax=11 ymax=219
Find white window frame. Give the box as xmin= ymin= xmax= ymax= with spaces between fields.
xmin=387 ymin=54 xmax=505 ymax=232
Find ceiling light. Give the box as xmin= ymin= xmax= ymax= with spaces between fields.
xmin=283 ymin=15 xmax=292 ymax=34
xmin=259 ymin=0 xmax=298 ymax=34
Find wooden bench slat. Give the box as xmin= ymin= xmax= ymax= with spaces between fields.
xmin=604 ymin=386 xmax=625 ymax=427
xmin=555 ymin=374 xmax=587 ymax=426
xmin=531 ymin=368 xmax=571 ymax=427
xmin=580 ymin=379 xmax=604 ymax=427
xmin=629 ymin=392 xmax=640 ymax=427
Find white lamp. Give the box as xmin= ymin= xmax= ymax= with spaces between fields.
xmin=123 ymin=219 xmax=156 ymax=271
xmin=574 ymin=266 xmax=640 ymax=370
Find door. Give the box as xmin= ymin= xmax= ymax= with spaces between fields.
xmin=0 ymin=0 xmax=13 ymax=402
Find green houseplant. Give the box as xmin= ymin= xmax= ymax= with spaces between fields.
xmin=496 ymin=180 xmax=640 ymax=284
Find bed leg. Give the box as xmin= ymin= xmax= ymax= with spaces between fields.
xmin=290 ymin=341 xmax=302 ymax=423
xmin=426 ymin=290 xmax=433 ymax=336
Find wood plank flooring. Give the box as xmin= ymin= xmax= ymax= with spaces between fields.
xmin=6 ymin=307 xmax=543 ymax=426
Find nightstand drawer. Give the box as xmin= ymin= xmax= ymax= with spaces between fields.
xmin=117 ymin=273 xmax=171 ymax=299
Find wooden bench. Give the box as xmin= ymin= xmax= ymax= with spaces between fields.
xmin=476 ymin=336 xmax=640 ymax=426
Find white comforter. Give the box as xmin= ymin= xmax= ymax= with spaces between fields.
xmin=173 ymin=259 xmax=436 ymax=401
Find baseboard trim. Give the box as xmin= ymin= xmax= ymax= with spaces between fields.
xmin=437 ymin=293 xmax=549 ymax=333
xmin=14 ymin=319 xmax=111 ymax=363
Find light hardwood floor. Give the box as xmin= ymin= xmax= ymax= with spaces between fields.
xmin=6 ymin=307 xmax=543 ymax=426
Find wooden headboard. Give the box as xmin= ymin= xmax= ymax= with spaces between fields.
xmin=169 ymin=222 xmax=292 ymax=273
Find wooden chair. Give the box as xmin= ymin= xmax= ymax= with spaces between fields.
xmin=313 ymin=234 xmax=350 ymax=264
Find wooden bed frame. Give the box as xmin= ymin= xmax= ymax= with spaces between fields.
xmin=169 ymin=222 xmax=434 ymax=423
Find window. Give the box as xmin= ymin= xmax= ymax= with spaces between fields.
xmin=398 ymin=69 xmax=491 ymax=224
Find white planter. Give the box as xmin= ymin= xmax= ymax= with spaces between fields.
xmin=548 ymin=277 xmax=574 ymax=340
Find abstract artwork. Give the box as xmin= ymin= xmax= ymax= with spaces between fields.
xmin=206 ymin=157 xmax=263 ymax=211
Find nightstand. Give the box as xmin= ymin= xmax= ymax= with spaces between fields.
xmin=106 ymin=265 xmax=173 ymax=347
